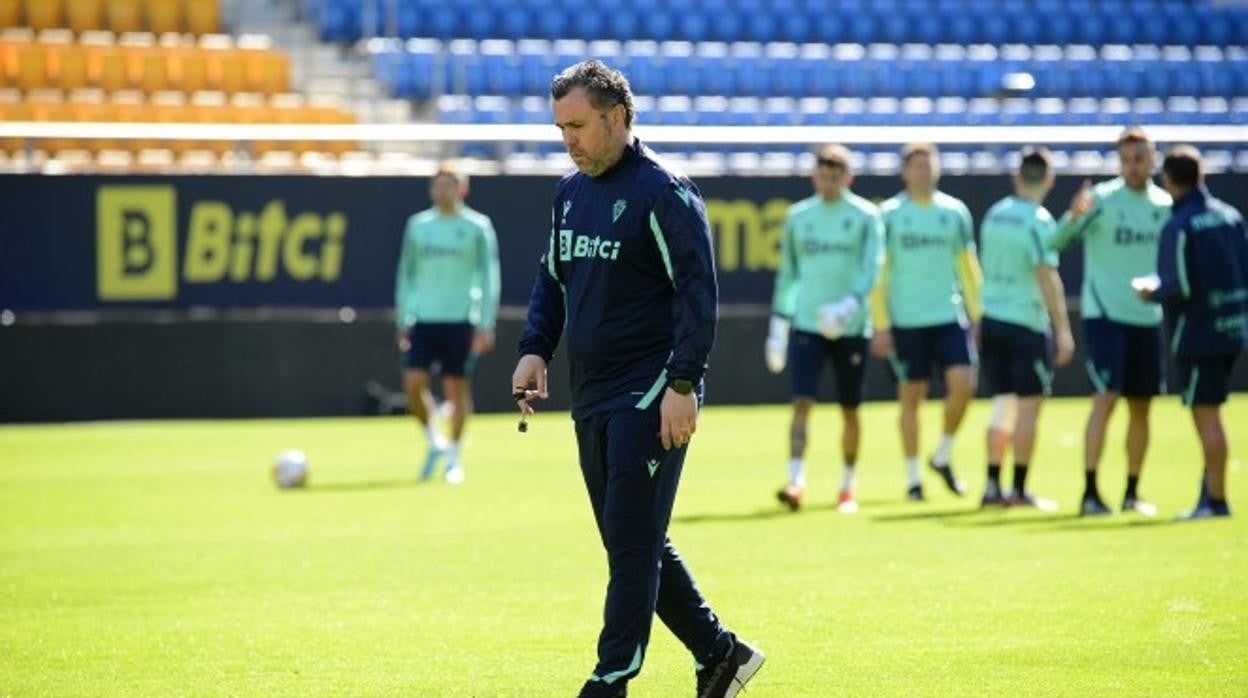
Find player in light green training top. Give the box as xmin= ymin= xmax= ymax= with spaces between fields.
xmin=869 ymin=143 xmax=983 ymax=502
xmin=395 ymin=162 xmax=500 ymax=484
xmin=1049 ymin=128 xmax=1171 ymax=516
xmin=977 ymin=147 xmax=1075 ymax=511
xmin=765 ymin=144 xmax=884 ymax=514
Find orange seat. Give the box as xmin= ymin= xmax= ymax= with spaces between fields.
xmin=219 ymin=48 xmax=244 ymax=93
xmin=65 ymin=0 xmax=104 ymax=33
xmin=56 ymin=42 xmax=89 ymax=90
xmin=0 ymin=0 xmax=20 ymax=28
xmin=16 ymin=42 xmax=48 ymax=89
xmin=23 ymin=0 xmax=64 ymax=31
xmin=144 ymin=0 xmax=181 ymax=34
xmin=139 ymin=46 xmax=170 ymax=92
xmin=189 ymin=98 xmax=228 ymax=154
xmin=97 ymin=45 xmax=129 ymax=91
xmin=26 ymin=94 xmax=77 ymax=152
xmin=146 ymin=95 xmax=188 ymax=152
xmin=243 ymin=48 xmax=289 ymax=94
xmin=66 ymin=93 xmax=107 ymax=152
xmin=178 ymin=46 xmax=208 ymax=92
xmin=0 ymin=98 xmax=29 ymax=151
xmin=0 ymin=36 xmax=30 ymax=85
xmin=184 ymin=0 xmax=218 ymax=35
xmin=107 ymin=0 xmax=142 ymax=34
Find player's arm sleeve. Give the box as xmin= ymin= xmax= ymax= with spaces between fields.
xmin=770 ymin=215 xmax=798 ymax=318
xmin=852 ymin=212 xmax=885 ymax=301
xmin=954 ymin=203 xmax=984 ymax=321
xmin=1150 ymin=221 xmax=1187 ymax=306
xmin=652 ymin=184 xmax=718 ymax=383
xmin=518 ymin=218 xmax=565 ymax=362
xmin=1051 ymin=194 xmax=1102 ymax=251
xmin=477 ymin=219 xmax=501 ymax=330
xmin=394 ymin=223 xmax=416 ymax=329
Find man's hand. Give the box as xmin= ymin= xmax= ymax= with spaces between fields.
xmin=1067 ymin=179 xmax=1093 ymax=222
xmin=870 ymin=328 xmax=894 ymax=358
xmin=396 ymin=328 xmax=410 ymax=352
xmin=511 ymin=354 xmax=548 ymax=417
xmin=472 ymin=329 xmax=496 ymax=355
xmin=659 ymin=387 xmax=698 ymax=450
xmin=1054 ymin=330 xmax=1075 ymax=367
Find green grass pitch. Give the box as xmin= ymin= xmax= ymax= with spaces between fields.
xmin=2 ymin=397 xmax=1245 ymax=696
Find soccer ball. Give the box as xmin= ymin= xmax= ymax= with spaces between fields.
xmin=273 ymin=449 xmax=309 ymax=489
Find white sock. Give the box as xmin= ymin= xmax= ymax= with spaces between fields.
xmin=445 ymin=442 xmax=461 ymax=469
xmin=932 ymin=433 xmax=955 ymax=466
xmin=424 ymin=419 xmax=447 ymax=449
xmin=788 ymin=458 xmax=806 ymax=488
xmin=840 ymin=464 xmax=856 ymax=492
xmin=905 ymin=458 xmax=921 ymax=487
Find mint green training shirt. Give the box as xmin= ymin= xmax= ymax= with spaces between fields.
xmin=1050 ymin=177 xmax=1171 ymax=327
xmin=879 ymin=191 xmax=977 ymax=328
xmin=772 ymin=191 xmax=884 ymax=337
xmin=980 ymin=195 xmax=1060 ymax=333
xmin=395 ymin=205 xmax=500 ymax=329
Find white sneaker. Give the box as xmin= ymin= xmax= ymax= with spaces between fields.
xmin=444 ymin=465 xmax=465 ymax=485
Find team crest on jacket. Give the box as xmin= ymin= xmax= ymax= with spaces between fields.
xmin=612 ymin=199 xmax=627 ymax=223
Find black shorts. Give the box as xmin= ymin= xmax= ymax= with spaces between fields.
xmin=1177 ymin=353 xmax=1239 ymax=407
xmin=789 ymin=331 xmax=868 ymax=407
xmin=980 ymin=317 xmax=1054 ymax=398
xmin=405 ymin=322 xmax=476 ymax=377
xmin=889 ymin=322 xmax=975 ymax=383
xmin=1082 ymin=318 xmax=1165 ymax=398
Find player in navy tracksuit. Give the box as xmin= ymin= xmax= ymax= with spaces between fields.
xmin=511 ymin=61 xmax=764 ymax=698
xmin=1139 ymin=146 xmax=1248 ymax=519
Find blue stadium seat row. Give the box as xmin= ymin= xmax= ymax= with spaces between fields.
xmin=313 ymin=0 xmax=1248 ymax=46
xmin=372 ymin=46 xmax=1248 ymax=101
xmin=434 ymin=95 xmax=1248 ymax=128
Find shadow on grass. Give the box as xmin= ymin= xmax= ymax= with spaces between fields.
xmin=302 ymin=478 xmax=420 ymax=493
xmin=673 ymin=502 xmax=842 ymax=524
xmin=1025 ymin=517 xmax=1177 ymax=533
xmin=869 ymin=507 xmax=985 ymax=523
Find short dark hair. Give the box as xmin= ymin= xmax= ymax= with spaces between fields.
xmin=550 ymin=59 xmax=635 ymax=128
xmin=816 ymin=143 xmax=852 ymax=171
xmin=901 ymin=142 xmax=938 ymax=164
xmin=1018 ymin=146 xmax=1051 ymax=185
xmin=1116 ymin=127 xmax=1151 ymax=149
xmin=1162 ymin=145 xmax=1202 ymax=189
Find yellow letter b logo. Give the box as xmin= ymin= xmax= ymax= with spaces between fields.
xmin=97 ymin=186 xmax=177 ymax=301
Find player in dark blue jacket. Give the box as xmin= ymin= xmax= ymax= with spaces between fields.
xmin=1138 ymin=146 xmax=1248 ymax=519
xmin=511 ymin=61 xmax=764 ymax=698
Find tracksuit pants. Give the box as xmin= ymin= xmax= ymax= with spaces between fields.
xmin=574 ymin=405 xmax=730 ymax=691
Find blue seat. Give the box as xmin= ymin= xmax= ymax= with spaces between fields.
xmin=814 ymin=14 xmax=845 ymax=44
xmin=766 ymin=58 xmax=804 ymax=99
xmin=642 ymin=11 xmax=677 ymax=42
xmin=570 ymin=8 xmax=605 ymax=40
xmin=677 ymin=12 xmax=711 ymax=42
xmin=534 ymin=9 xmax=567 ymax=40
xmin=606 ymin=10 xmax=639 ymax=41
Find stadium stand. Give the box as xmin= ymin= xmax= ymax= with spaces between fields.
xmin=0 ymin=0 xmax=1244 ymax=173
xmin=0 ymin=1 xmax=363 ymax=166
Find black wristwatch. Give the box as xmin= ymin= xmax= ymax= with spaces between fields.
xmin=670 ymin=379 xmax=694 ymax=395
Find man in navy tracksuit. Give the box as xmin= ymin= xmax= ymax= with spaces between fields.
xmin=1139 ymin=146 xmax=1248 ymax=519
xmin=511 ymin=61 xmax=763 ymax=698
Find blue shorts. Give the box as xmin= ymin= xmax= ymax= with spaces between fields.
xmin=405 ymin=322 xmax=476 ymax=377
xmin=980 ymin=317 xmax=1053 ymax=398
xmin=789 ymin=331 xmax=868 ymax=407
xmin=889 ymin=322 xmax=975 ymax=383
xmin=1082 ymin=318 xmax=1165 ymax=398
xmin=1177 ymin=353 xmax=1239 ymax=407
